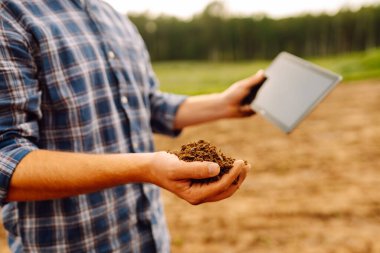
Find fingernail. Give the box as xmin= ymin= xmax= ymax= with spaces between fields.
xmin=208 ymin=163 xmax=219 ymax=175
xmin=257 ymin=69 xmax=264 ymax=75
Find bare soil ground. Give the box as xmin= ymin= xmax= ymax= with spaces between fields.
xmin=1 ymin=80 xmax=380 ymax=253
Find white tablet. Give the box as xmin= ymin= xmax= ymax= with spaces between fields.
xmin=250 ymin=52 xmax=342 ymax=133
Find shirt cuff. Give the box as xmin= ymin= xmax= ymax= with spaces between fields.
xmin=0 ymin=138 xmax=38 ymax=205
xmin=151 ymin=92 xmax=188 ymax=137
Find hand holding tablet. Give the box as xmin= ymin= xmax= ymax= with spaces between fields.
xmin=246 ymin=52 xmax=342 ymax=133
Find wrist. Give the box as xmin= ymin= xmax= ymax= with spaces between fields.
xmin=217 ymin=92 xmax=236 ymax=118
xmin=113 ymin=153 xmax=156 ymax=184
xmin=138 ymin=152 xmax=167 ymax=185
xmin=143 ymin=151 xmax=181 ymax=188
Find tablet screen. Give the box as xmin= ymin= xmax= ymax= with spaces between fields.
xmin=251 ymin=52 xmax=342 ymax=133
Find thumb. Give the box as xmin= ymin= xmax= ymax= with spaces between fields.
xmin=241 ymin=69 xmax=266 ymax=89
xmin=174 ymin=161 xmax=220 ymax=180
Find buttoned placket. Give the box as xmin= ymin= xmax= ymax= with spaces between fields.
xmin=81 ymin=3 xmax=145 ymax=153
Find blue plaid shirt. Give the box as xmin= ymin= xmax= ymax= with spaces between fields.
xmin=0 ymin=0 xmax=186 ymax=252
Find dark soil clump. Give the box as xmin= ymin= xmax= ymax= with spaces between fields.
xmin=170 ymin=140 xmax=244 ymax=184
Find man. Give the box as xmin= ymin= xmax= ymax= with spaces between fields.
xmin=0 ymin=0 xmax=265 ymax=252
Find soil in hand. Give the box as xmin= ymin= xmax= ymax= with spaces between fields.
xmin=170 ymin=140 xmax=244 ymax=184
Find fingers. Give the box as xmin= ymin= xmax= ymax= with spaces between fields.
xmin=172 ymin=161 xmax=220 ymax=180
xmin=239 ymin=104 xmax=255 ymax=116
xmin=204 ymin=161 xmax=250 ymax=202
xmin=240 ymin=69 xmax=266 ymax=89
xmin=187 ymin=160 xmax=248 ymax=205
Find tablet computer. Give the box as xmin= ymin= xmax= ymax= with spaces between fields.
xmin=250 ymin=52 xmax=342 ymax=133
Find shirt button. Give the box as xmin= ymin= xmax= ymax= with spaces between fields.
xmin=121 ymin=96 xmax=128 ymax=105
xmin=108 ymin=50 xmax=116 ymax=60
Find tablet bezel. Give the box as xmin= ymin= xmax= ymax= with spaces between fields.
xmin=251 ymin=52 xmax=342 ymax=133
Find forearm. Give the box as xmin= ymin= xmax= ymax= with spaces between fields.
xmin=174 ymin=93 xmax=231 ymax=129
xmin=173 ymin=70 xmax=265 ymax=129
xmin=7 ymin=150 xmax=154 ymax=202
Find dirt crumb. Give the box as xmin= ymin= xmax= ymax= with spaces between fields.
xmin=171 ymin=140 xmax=245 ymax=184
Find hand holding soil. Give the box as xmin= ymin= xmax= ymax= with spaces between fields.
xmin=148 ymin=143 xmax=250 ymax=205
xmin=170 ymin=140 xmax=247 ymax=184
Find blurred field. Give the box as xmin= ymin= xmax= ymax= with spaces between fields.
xmin=155 ymin=48 xmax=380 ymax=95
xmin=1 ymin=51 xmax=380 ymax=252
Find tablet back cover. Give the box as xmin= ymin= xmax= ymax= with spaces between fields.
xmin=251 ymin=52 xmax=342 ymax=133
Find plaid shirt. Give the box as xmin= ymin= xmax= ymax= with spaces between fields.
xmin=0 ymin=0 xmax=186 ymax=252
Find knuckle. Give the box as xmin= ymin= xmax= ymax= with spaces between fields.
xmin=182 ymin=191 xmax=203 ymax=205
xmin=199 ymin=168 xmax=209 ymax=178
xmin=234 ymin=160 xmax=245 ymax=167
xmin=196 ymin=164 xmax=211 ymax=178
xmin=215 ymin=185 xmax=228 ymax=196
xmin=188 ymin=197 xmax=202 ymax=205
xmin=167 ymin=168 xmax=177 ymax=179
xmin=193 ymin=167 xmax=203 ymax=178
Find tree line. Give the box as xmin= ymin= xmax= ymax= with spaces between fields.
xmin=128 ymin=2 xmax=380 ymax=61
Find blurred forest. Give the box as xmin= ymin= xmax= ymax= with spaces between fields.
xmin=129 ymin=1 xmax=380 ymax=61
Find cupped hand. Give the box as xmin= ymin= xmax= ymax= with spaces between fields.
xmin=147 ymin=151 xmax=250 ymax=205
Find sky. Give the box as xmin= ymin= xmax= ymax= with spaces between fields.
xmin=104 ymin=0 xmax=380 ymax=18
